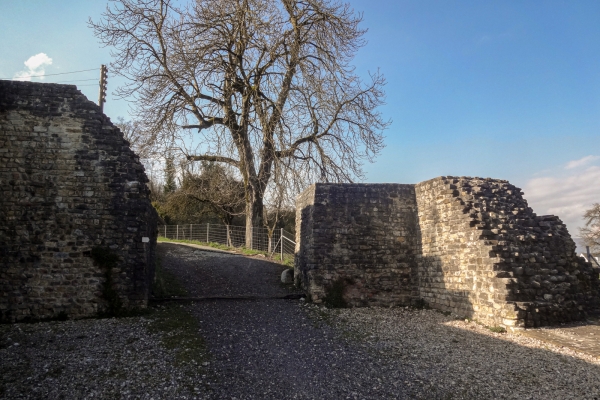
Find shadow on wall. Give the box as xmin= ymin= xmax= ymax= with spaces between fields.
xmin=294 ymin=183 xmax=419 ymax=307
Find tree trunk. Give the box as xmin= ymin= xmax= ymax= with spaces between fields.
xmin=245 ymin=188 xmax=264 ymax=248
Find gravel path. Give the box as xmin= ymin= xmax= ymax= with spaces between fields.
xmin=158 ymin=242 xmax=417 ymax=399
xmin=3 ymin=242 xmax=600 ymax=399
xmin=320 ymin=306 xmax=600 ymax=399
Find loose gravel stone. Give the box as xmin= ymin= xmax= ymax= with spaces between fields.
xmin=319 ymin=306 xmax=600 ymax=399
xmin=0 ymin=316 xmax=206 ymax=399
xmin=4 ymin=242 xmax=600 ymax=399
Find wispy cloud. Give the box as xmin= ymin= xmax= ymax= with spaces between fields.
xmin=13 ymin=53 xmax=53 ymax=81
xmin=524 ymin=156 xmax=600 ymax=232
xmin=565 ymin=155 xmax=600 ymax=170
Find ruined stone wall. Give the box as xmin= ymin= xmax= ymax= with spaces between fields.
xmin=417 ymin=176 xmax=600 ymax=328
xmin=0 ymin=81 xmax=157 ymax=322
xmin=295 ymin=183 xmax=419 ymax=306
xmin=414 ymin=177 xmax=501 ymax=323
xmin=296 ymin=177 xmax=600 ymax=328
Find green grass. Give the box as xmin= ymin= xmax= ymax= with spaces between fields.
xmin=158 ymin=236 xmax=295 ymax=267
xmin=148 ymin=304 xmax=209 ymax=366
xmin=148 ymin=258 xmax=209 ymax=370
xmin=157 ymin=237 xmax=230 ymax=251
xmin=488 ymin=326 xmax=507 ymax=334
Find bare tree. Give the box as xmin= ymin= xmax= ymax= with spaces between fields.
xmin=581 ymin=203 xmax=600 ymax=257
xmin=90 ymin=0 xmax=388 ymax=246
xmin=114 ymin=117 xmax=154 ymax=159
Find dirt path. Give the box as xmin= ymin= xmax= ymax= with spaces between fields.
xmin=157 ymin=242 xmax=415 ymax=399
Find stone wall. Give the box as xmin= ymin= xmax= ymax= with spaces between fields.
xmin=0 ymin=81 xmax=158 ymax=322
xmin=295 ymin=184 xmax=418 ymax=306
xmin=296 ymin=177 xmax=600 ymax=329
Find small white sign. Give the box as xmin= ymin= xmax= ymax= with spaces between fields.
xmin=142 ymin=237 xmax=149 ymax=243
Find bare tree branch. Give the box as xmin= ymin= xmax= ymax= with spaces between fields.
xmin=90 ymin=0 xmax=389 ymax=246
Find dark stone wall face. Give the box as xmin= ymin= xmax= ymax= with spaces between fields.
xmin=295 ymin=183 xmax=419 ymax=306
xmin=0 ymin=81 xmax=157 ymax=322
xmin=296 ymin=177 xmax=600 ymax=329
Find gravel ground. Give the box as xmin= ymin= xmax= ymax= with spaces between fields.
xmin=159 ymin=243 xmax=418 ymax=399
xmin=3 ymin=242 xmax=600 ymax=399
xmin=0 ymin=315 xmax=205 ymax=399
xmin=316 ymin=306 xmax=600 ymax=399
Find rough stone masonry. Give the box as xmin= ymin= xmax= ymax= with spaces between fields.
xmin=295 ymin=177 xmax=600 ymax=329
xmin=0 ymin=81 xmax=157 ymax=322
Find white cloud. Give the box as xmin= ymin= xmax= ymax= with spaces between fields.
xmin=13 ymin=53 xmax=53 ymax=81
xmin=523 ymin=158 xmax=600 ymax=233
xmin=565 ymin=155 xmax=600 ymax=170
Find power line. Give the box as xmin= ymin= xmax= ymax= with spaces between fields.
xmin=0 ymin=68 xmax=99 ymax=80
xmin=50 ymin=78 xmax=99 ymax=83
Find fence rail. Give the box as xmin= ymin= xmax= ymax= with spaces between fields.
xmin=158 ymin=223 xmax=295 ymax=260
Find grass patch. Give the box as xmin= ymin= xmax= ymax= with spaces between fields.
xmin=281 ymin=254 xmax=294 ymax=267
xmin=148 ymin=261 xmax=209 ymax=374
xmin=152 ymin=256 xmax=188 ymax=298
xmin=158 ymin=236 xmax=295 ymax=266
xmin=148 ymin=304 xmax=209 ymax=367
xmin=157 ymin=237 xmax=230 ymax=251
xmin=239 ymin=248 xmax=268 ymax=256
xmin=488 ymin=326 xmax=507 ymax=334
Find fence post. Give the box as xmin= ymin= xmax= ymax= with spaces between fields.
xmin=176 ymin=225 xmax=179 ymax=240
xmin=280 ymin=228 xmax=283 ymax=261
xmin=226 ymin=225 xmax=230 ymax=247
xmin=250 ymin=226 xmax=253 ymax=250
xmin=207 ymin=223 xmax=209 ymax=243
xmin=164 ymin=225 xmax=167 ymax=238
xmin=190 ymin=224 xmax=193 ymax=241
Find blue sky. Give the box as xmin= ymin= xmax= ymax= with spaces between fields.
xmin=1 ymin=0 xmax=599 ymax=233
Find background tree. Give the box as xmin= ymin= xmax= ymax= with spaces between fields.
xmin=163 ymin=162 xmax=245 ymax=225
xmin=91 ymin=0 xmax=389 ymax=246
xmin=114 ymin=117 xmax=153 ymax=159
xmin=163 ymin=153 xmax=177 ymax=195
xmin=581 ymin=203 xmax=600 ymax=257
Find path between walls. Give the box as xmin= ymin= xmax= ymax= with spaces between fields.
xmin=157 ymin=242 xmax=419 ymax=399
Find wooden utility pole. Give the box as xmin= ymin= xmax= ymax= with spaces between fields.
xmin=98 ymin=64 xmax=108 ymax=112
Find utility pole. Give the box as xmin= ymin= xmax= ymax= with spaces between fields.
xmin=98 ymin=64 xmax=108 ymax=112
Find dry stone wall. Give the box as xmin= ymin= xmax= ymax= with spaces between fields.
xmin=296 ymin=177 xmax=600 ymax=329
xmin=0 ymin=81 xmax=157 ymax=322
xmin=295 ymin=184 xmax=418 ymax=306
